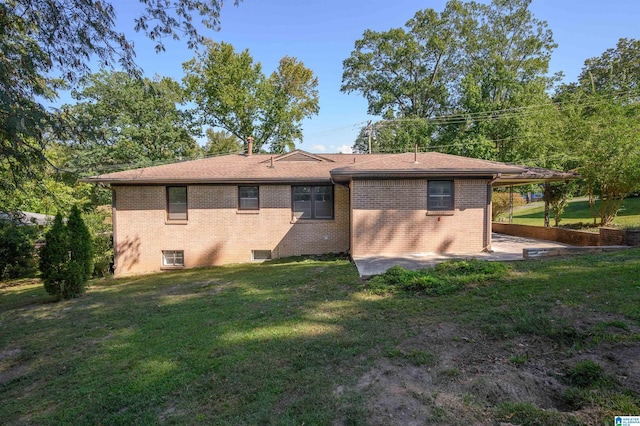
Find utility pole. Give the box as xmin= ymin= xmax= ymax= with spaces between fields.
xmin=367 ymin=120 xmax=372 ymax=154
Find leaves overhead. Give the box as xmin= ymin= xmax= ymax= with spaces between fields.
xmin=63 ymin=71 xmax=198 ymax=174
xmin=342 ymin=0 xmax=558 ymax=161
xmin=183 ymin=41 xmax=320 ymax=153
xmin=1 ymin=0 xmax=239 ymax=208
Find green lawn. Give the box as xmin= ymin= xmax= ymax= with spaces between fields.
xmin=502 ymin=197 xmax=640 ymax=228
xmin=1 ymin=252 xmax=640 ymax=425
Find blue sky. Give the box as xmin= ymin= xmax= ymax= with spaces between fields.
xmin=66 ymin=0 xmax=640 ymax=153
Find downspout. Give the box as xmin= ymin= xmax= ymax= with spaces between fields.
xmin=484 ymin=174 xmax=501 ymax=252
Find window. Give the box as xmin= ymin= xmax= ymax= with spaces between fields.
xmin=428 ymin=180 xmax=454 ymax=210
xmin=292 ymin=186 xmax=334 ymax=219
xmin=238 ymin=186 xmax=259 ymax=210
xmin=162 ymin=250 xmax=184 ymax=267
xmin=167 ymin=186 xmax=187 ymax=220
xmin=252 ymin=250 xmax=272 ymax=261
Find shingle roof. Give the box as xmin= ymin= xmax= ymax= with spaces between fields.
xmin=80 ymin=150 xmax=532 ymax=185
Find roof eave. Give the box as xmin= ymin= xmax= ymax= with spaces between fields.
xmin=80 ymin=177 xmax=334 ymax=185
xmin=330 ymin=168 xmax=520 ymax=181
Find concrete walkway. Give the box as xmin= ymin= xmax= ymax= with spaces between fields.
xmin=353 ymin=233 xmax=571 ymax=277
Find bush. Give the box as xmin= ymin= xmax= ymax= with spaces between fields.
xmin=0 ymin=214 xmax=38 ymax=279
xmin=492 ymin=191 xmax=526 ymax=220
xmin=83 ymin=206 xmax=113 ymax=277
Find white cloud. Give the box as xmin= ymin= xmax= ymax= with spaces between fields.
xmin=311 ymin=144 xmax=326 ymax=152
xmin=336 ymin=145 xmax=353 ymax=154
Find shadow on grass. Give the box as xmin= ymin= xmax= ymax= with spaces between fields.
xmin=1 ymin=250 xmax=640 ymax=424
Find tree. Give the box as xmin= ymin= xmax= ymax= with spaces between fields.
xmin=1 ymin=0 xmax=240 ymax=207
xmin=341 ymin=0 xmax=558 ymax=160
xmin=40 ymin=214 xmax=68 ymax=300
xmin=578 ymin=38 xmax=640 ymax=96
xmin=562 ymin=94 xmax=640 ymax=226
xmin=63 ymin=71 xmax=198 ymax=174
xmin=341 ymin=5 xmax=460 ymax=120
xmin=183 ymin=41 xmax=320 ymax=153
xmin=39 ymin=207 xmax=94 ymax=299
xmin=0 ymin=213 xmax=38 ymax=279
xmin=548 ymin=182 xmax=575 ymax=227
xmin=66 ymin=205 xmax=93 ymax=294
xmin=556 ymin=38 xmax=640 ymax=226
xmin=352 ymin=119 xmax=434 ymax=153
xmin=203 ymin=129 xmax=242 ymax=156
xmin=442 ymin=0 xmax=558 ymax=163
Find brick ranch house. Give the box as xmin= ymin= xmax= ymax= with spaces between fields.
xmin=84 ymin=149 xmax=548 ymax=277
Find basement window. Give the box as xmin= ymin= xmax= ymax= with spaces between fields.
xmin=252 ymin=250 xmax=272 ymax=261
xmin=162 ymin=250 xmax=184 ymax=267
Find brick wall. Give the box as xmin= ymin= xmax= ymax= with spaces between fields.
xmin=113 ymin=184 xmax=350 ymax=276
xmin=599 ymin=227 xmax=626 ymax=246
xmin=350 ymin=179 xmax=490 ymax=257
xmin=492 ymin=223 xmax=601 ymax=246
xmin=600 ymin=227 xmax=640 ymax=246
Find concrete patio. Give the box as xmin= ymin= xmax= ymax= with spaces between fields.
xmin=353 ymin=232 xmax=571 ymax=277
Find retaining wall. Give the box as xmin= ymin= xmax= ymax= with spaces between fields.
xmin=492 ymin=223 xmax=600 ymax=246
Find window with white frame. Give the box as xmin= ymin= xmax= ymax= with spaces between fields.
xmin=162 ymin=250 xmax=184 ymax=267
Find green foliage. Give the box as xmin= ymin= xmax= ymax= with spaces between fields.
xmin=67 ymin=206 xmax=93 ymax=288
xmin=83 ymin=206 xmax=113 ymax=277
xmin=39 ymin=214 xmax=69 ymax=300
xmin=492 ymin=191 xmax=526 ymax=220
xmin=203 ymin=129 xmax=242 ymax=156
xmin=341 ymin=5 xmax=456 ymax=118
xmin=1 ymin=0 xmax=237 ymax=205
xmin=352 ymin=119 xmax=435 ymax=154
xmin=578 ymin=38 xmax=640 ymax=95
xmin=342 ymin=0 xmax=558 ymax=159
xmin=367 ymin=259 xmax=509 ymax=296
xmin=183 ymin=41 xmax=319 ymax=153
xmin=506 ymin=197 xmax=640 ymax=228
xmin=64 ymin=71 xmax=199 ymax=174
xmin=555 ymin=38 xmax=640 ymax=225
xmin=0 ymin=214 xmax=38 ymax=279
xmin=548 ymin=182 xmax=576 ymax=227
xmin=39 ymin=208 xmax=93 ymax=299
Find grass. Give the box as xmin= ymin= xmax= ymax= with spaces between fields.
xmin=1 ymin=251 xmax=640 ymax=424
xmin=501 ymin=197 xmax=640 ymax=228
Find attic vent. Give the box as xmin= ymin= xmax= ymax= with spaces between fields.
xmin=252 ymin=250 xmax=272 ymax=261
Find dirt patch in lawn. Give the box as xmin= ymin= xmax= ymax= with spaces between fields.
xmin=335 ymin=318 xmax=640 ymax=425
